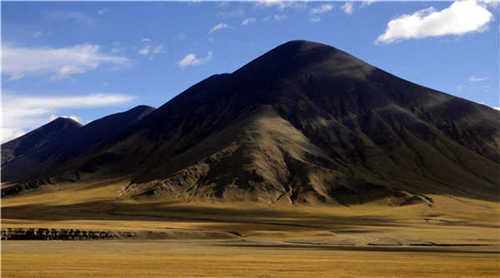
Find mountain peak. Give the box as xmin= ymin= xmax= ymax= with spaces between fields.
xmin=50 ymin=117 xmax=82 ymax=127
xmin=1 ymin=116 xmax=82 ymax=165
xmin=274 ymin=40 xmax=333 ymax=53
xmin=233 ymin=39 xmax=373 ymax=84
xmin=129 ymin=105 xmax=155 ymax=113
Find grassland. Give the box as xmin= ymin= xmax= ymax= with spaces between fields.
xmin=3 ymin=240 xmax=499 ymax=278
xmin=2 ymin=178 xmax=500 ymax=277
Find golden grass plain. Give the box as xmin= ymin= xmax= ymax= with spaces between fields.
xmin=2 ymin=240 xmax=499 ymax=278
xmin=2 ymin=179 xmax=500 ymax=277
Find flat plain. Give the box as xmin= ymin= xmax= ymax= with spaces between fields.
xmin=2 ymin=179 xmax=500 ymax=277
xmin=3 ymin=240 xmax=499 ymax=278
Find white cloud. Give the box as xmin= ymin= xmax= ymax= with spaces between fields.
xmin=45 ymin=11 xmax=95 ymax=26
xmin=209 ymin=23 xmax=229 ymax=34
xmin=263 ymin=14 xmax=288 ymax=22
xmin=310 ymin=17 xmax=321 ymax=23
xmin=468 ymin=75 xmax=489 ymax=82
xmin=255 ymin=0 xmax=306 ymax=10
xmin=1 ymin=92 xmax=134 ymax=142
xmin=2 ymin=44 xmax=130 ymax=80
xmin=309 ymin=3 xmax=333 ymax=22
xmin=4 ymin=93 xmax=134 ymax=111
xmin=273 ymin=14 xmax=287 ymax=21
xmin=494 ymin=107 xmax=500 ymax=111
xmin=33 ymin=31 xmax=44 ymax=38
xmin=310 ymin=4 xmax=334 ymax=15
xmin=0 ymin=128 xmax=27 ymax=143
xmin=361 ymin=0 xmax=377 ymax=7
xmin=241 ymin=17 xmax=257 ymax=25
xmin=110 ymin=41 xmax=125 ymax=54
xmin=341 ymin=2 xmax=354 ymax=15
xmin=256 ymin=0 xmax=283 ymax=7
xmin=481 ymin=0 xmax=500 ymax=8
xmin=376 ymin=0 xmax=493 ymax=44
xmin=178 ymin=52 xmax=213 ymax=69
xmin=97 ymin=8 xmax=108 ymax=15
xmin=138 ymin=39 xmax=164 ymax=60
xmin=217 ymin=8 xmax=245 ymax=19
xmin=138 ymin=45 xmax=160 ymax=56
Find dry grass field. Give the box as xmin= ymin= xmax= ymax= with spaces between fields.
xmin=2 ymin=179 xmax=500 ymax=277
xmin=2 ymin=240 xmax=499 ymax=278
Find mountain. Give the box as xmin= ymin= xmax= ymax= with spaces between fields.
xmin=1 ymin=117 xmax=82 ymax=165
xmin=1 ymin=105 xmax=155 ymax=190
xmin=2 ymin=40 xmax=499 ymax=204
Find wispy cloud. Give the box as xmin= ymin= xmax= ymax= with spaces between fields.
xmin=209 ymin=23 xmax=230 ymax=34
xmin=361 ymin=0 xmax=377 ymax=7
xmin=138 ymin=38 xmax=164 ymax=60
xmin=256 ymin=0 xmax=284 ymax=7
xmin=2 ymin=44 xmax=130 ymax=80
xmin=255 ymin=0 xmax=307 ymax=10
xmin=309 ymin=3 xmax=333 ymax=23
xmin=481 ymin=0 xmax=500 ymax=8
xmin=310 ymin=17 xmax=321 ymax=23
xmin=273 ymin=14 xmax=287 ymax=21
xmin=341 ymin=2 xmax=354 ymax=15
xmin=45 ymin=11 xmax=95 ymax=26
xmin=310 ymin=4 xmax=334 ymax=15
xmin=241 ymin=17 xmax=257 ymax=26
xmin=468 ymin=75 xmax=489 ymax=82
xmin=97 ymin=8 xmax=108 ymax=16
xmin=217 ymin=8 xmax=245 ymax=19
xmin=178 ymin=52 xmax=213 ymax=69
xmin=1 ymin=92 xmax=135 ymax=142
xmin=33 ymin=31 xmax=44 ymax=38
xmin=376 ymin=0 xmax=493 ymax=44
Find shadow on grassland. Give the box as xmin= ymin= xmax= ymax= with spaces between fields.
xmin=1 ymin=200 xmax=402 ymax=231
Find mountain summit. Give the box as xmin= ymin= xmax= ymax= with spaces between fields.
xmin=2 ymin=117 xmax=82 ymax=165
xmin=2 ymin=40 xmax=499 ymax=204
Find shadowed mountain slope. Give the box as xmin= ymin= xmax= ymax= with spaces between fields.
xmin=1 ymin=105 xmax=154 ymax=184
xmin=1 ymin=118 xmax=82 ymax=165
xmin=2 ymin=40 xmax=499 ymax=204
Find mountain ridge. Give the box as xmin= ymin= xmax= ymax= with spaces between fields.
xmin=2 ymin=117 xmax=82 ymax=165
xmin=1 ymin=105 xmax=155 ymax=184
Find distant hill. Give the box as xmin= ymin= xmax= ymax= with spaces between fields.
xmin=2 ymin=117 xmax=81 ymax=165
xmin=1 ymin=105 xmax=154 ymax=187
xmin=2 ymin=40 xmax=499 ymax=204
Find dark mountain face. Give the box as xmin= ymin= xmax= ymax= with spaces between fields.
xmin=2 ymin=118 xmax=82 ymax=165
xmin=2 ymin=40 xmax=499 ymax=203
xmin=1 ymin=105 xmax=155 ymax=184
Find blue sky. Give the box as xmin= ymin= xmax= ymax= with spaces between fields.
xmin=2 ymin=0 xmax=499 ymax=142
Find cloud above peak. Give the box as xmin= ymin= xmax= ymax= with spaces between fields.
xmin=1 ymin=92 xmax=134 ymax=142
xmin=2 ymin=44 xmax=130 ymax=80
xmin=376 ymin=0 xmax=493 ymax=44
